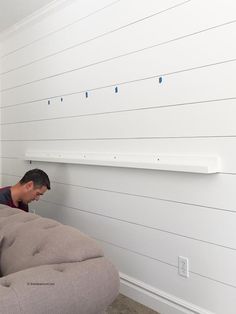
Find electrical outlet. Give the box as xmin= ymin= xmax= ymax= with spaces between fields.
xmin=178 ymin=256 xmax=189 ymax=278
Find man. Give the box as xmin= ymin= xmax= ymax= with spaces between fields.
xmin=0 ymin=169 xmax=50 ymax=212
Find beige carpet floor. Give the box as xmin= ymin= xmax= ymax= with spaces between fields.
xmin=105 ymin=294 xmax=159 ymax=314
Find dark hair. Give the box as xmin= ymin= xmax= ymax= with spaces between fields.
xmin=19 ymin=169 xmax=51 ymax=190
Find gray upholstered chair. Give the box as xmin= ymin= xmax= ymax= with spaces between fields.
xmin=0 ymin=205 xmax=119 ymax=314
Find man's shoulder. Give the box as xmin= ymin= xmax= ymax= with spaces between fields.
xmin=0 ymin=186 xmax=13 ymax=209
xmin=0 ymin=186 xmax=11 ymax=193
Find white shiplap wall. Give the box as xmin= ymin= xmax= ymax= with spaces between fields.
xmin=0 ymin=41 xmax=2 ymax=186
xmin=1 ymin=0 xmax=236 ymax=313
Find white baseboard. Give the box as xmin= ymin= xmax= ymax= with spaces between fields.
xmin=119 ymin=273 xmax=214 ymax=314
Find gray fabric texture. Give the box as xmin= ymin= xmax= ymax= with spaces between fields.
xmin=0 ymin=204 xmax=119 ymax=314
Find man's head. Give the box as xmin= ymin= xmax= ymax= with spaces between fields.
xmin=18 ymin=169 xmax=50 ymax=204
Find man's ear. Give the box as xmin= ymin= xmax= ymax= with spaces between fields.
xmin=25 ymin=181 xmax=34 ymax=190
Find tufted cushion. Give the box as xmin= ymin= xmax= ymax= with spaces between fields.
xmin=0 ymin=234 xmax=4 ymax=277
xmin=0 ymin=205 xmax=103 ymax=276
xmin=0 ymin=206 xmax=21 ymax=218
xmin=0 ymin=257 xmax=119 ymax=314
xmin=0 ymin=205 xmax=119 ymax=314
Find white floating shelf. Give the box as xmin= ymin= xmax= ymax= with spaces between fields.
xmin=24 ymin=152 xmax=221 ymax=174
